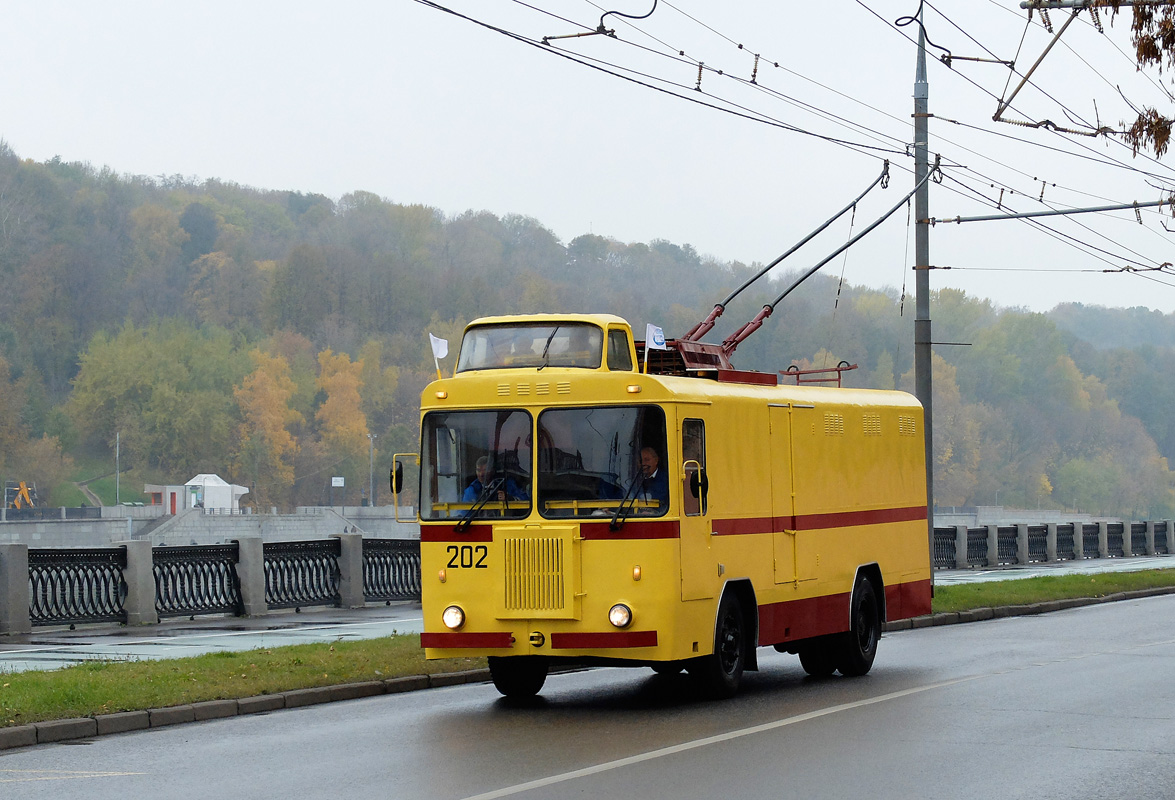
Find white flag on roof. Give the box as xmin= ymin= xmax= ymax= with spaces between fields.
xmin=645 ymin=323 xmax=668 ymax=350
xmin=429 ymin=333 xmax=449 ymax=360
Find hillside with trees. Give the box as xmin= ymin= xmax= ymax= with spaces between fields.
xmin=0 ymin=143 xmax=1171 ymax=518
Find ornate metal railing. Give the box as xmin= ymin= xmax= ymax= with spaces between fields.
xmin=996 ymin=526 xmax=1019 ymax=565
xmin=932 ymin=520 xmax=1175 ymax=569
xmin=8 ymin=507 xmax=64 ymax=521
xmin=1056 ymin=524 xmax=1076 ymax=560
xmin=1027 ymin=525 xmax=1047 ymax=562
xmin=1107 ymin=523 xmax=1125 ymax=557
xmin=64 ymin=506 xmax=102 ymax=520
xmin=932 ymin=529 xmax=955 ymax=569
xmin=967 ymin=528 xmax=987 ymax=567
xmin=153 ymin=544 xmax=242 ymax=618
xmin=28 ymin=547 xmax=127 ymax=626
xmin=1130 ymin=522 xmax=1148 ymax=557
xmin=1082 ymin=524 xmax=1100 ymax=556
xmin=263 ymin=539 xmax=341 ymax=609
xmin=363 ymin=539 xmax=422 ymax=601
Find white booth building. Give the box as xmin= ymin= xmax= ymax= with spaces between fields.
xmin=146 ymin=474 xmax=249 ymax=513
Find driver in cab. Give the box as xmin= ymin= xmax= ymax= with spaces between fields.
xmin=463 ymin=456 xmax=528 ymax=503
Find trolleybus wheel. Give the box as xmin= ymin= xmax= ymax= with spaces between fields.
xmin=797 ymin=643 xmax=838 ymax=678
xmin=836 ymin=577 xmax=881 ymax=677
xmin=488 ymin=656 xmax=549 ymax=698
xmin=688 ymin=592 xmax=745 ymax=698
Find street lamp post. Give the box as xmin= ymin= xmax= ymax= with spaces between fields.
xmin=367 ymin=433 xmax=378 ymax=507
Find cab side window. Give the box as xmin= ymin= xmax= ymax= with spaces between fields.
xmin=607 ymin=330 xmax=634 ymax=371
xmin=682 ymin=419 xmax=707 ymax=516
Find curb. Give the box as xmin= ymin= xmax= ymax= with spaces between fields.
xmin=0 ymin=669 xmax=492 ymax=752
xmin=5 ymin=586 xmax=1175 ymax=752
xmin=882 ymin=584 xmax=1175 ymax=633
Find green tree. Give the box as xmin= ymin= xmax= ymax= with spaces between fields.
xmin=179 ymin=202 xmax=220 ymax=264
xmin=68 ymin=321 xmax=250 ymax=478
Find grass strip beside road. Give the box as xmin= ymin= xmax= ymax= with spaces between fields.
xmin=3 ymin=568 xmax=1175 ymax=728
xmin=931 ymin=567 xmax=1175 ymax=613
xmin=0 ymin=637 xmax=483 ymax=728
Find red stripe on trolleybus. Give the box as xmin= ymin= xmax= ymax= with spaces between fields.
xmin=420 ymin=632 xmax=514 ymax=649
xmin=580 ymin=521 xmax=680 ymax=540
xmin=711 ymin=517 xmax=773 ymax=536
xmin=793 ymin=505 xmax=927 ymax=531
xmin=758 ymin=592 xmax=851 ymax=644
xmin=711 ymin=505 xmax=927 ymax=536
xmin=550 ymin=630 xmax=658 ymax=649
xmin=420 ymin=528 xmax=495 ymax=543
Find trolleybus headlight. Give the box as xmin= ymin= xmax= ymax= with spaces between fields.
xmin=442 ymin=605 xmax=466 ymax=630
xmin=608 ymin=603 xmax=633 ymax=629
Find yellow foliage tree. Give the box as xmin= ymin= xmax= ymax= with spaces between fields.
xmin=315 ymin=349 xmax=369 ymax=499
xmin=234 ymin=350 xmax=302 ymax=509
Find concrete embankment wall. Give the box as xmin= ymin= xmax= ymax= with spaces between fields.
xmin=0 ymin=518 xmax=138 ymax=547
xmin=0 ymin=507 xmax=419 ymax=547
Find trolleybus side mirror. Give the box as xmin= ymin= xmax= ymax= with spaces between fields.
xmin=390 ymin=461 xmax=404 ymax=495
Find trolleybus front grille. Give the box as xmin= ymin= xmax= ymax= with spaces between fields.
xmin=504 ymin=537 xmax=566 ymax=612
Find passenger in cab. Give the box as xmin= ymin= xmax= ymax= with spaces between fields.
xmin=637 ymin=446 xmax=670 ymax=512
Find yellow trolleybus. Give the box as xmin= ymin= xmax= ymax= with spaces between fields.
xmin=397 ymin=312 xmax=931 ymax=698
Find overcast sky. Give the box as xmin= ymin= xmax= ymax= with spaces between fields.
xmin=2 ymin=1 xmax=1173 ymax=316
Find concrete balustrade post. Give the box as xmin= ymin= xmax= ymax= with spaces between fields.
xmin=1098 ymin=522 xmax=1109 ymax=559
xmin=0 ymin=543 xmax=31 ymax=635
xmin=1046 ymin=523 xmax=1057 ymax=562
xmin=332 ymin=533 xmax=366 ymax=609
xmin=954 ymin=525 xmax=968 ymax=569
xmin=234 ymin=536 xmax=268 ymax=617
xmin=119 ymin=540 xmax=158 ymax=626
xmin=1145 ymin=521 xmax=1156 ymax=556
xmin=986 ymin=525 xmax=999 ymax=567
xmin=1073 ymin=523 xmax=1085 ymax=560
xmin=1016 ymin=524 xmax=1029 ymax=565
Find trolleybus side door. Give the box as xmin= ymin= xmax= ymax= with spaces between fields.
xmin=679 ymin=415 xmax=714 ymax=601
xmin=769 ymin=404 xmax=798 ymax=585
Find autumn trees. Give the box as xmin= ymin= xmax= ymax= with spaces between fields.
xmin=0 ymin=143 xmax=1170 ymax=516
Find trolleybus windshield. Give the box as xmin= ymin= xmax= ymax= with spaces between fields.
xmin=420 ymin=410 xmax=532 ymax=521
xmin=536 ymin=405 xmax=667 ymax=520
xmin=456 ymin=323 xmax=603 ymax=371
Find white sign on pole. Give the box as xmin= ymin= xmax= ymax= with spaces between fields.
xmin=331 ymin=476 xmax=345 ymax=488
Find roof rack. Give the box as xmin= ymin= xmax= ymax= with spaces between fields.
xmin=780 ymin=361 xmax=858 ymax=387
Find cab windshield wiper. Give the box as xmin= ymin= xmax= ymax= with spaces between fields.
xmin=454 ymin=476 xmax=505 ymax=533
xmin=537 ymin=326 xmax=560 ymax=371
xmin=609 ymin=473 xmax=646 ymax=532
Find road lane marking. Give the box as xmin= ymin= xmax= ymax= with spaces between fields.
xmin=0 ymin=618 xmax=425 ymax=657
xmin=0 ymin=770 xmax=146 ymax=783
xmin=459 ymin=675 xmax=984 ymax=800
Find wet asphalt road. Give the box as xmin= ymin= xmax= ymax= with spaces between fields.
xmin=2 ymin=594 xmax=1172 ymax=799
xmin=1 ymin=555 xmax=1168 ymax=674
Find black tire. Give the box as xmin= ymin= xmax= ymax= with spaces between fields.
xmin=687 ymin=591 xmax=745 ymax=699
xmin=797 ymin=642 xmax=837 ymax=678
xmin=488 ymin=656 xmax=549 ymax=698
xmin=836 ymin=578 xmax=881 ymax=677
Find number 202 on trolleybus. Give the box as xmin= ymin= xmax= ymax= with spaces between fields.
xmin=392 ymin=313 xmax=931 ymax=699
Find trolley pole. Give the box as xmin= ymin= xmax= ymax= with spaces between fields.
xmin=913 ymin=14 xmax=936 ymax=577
